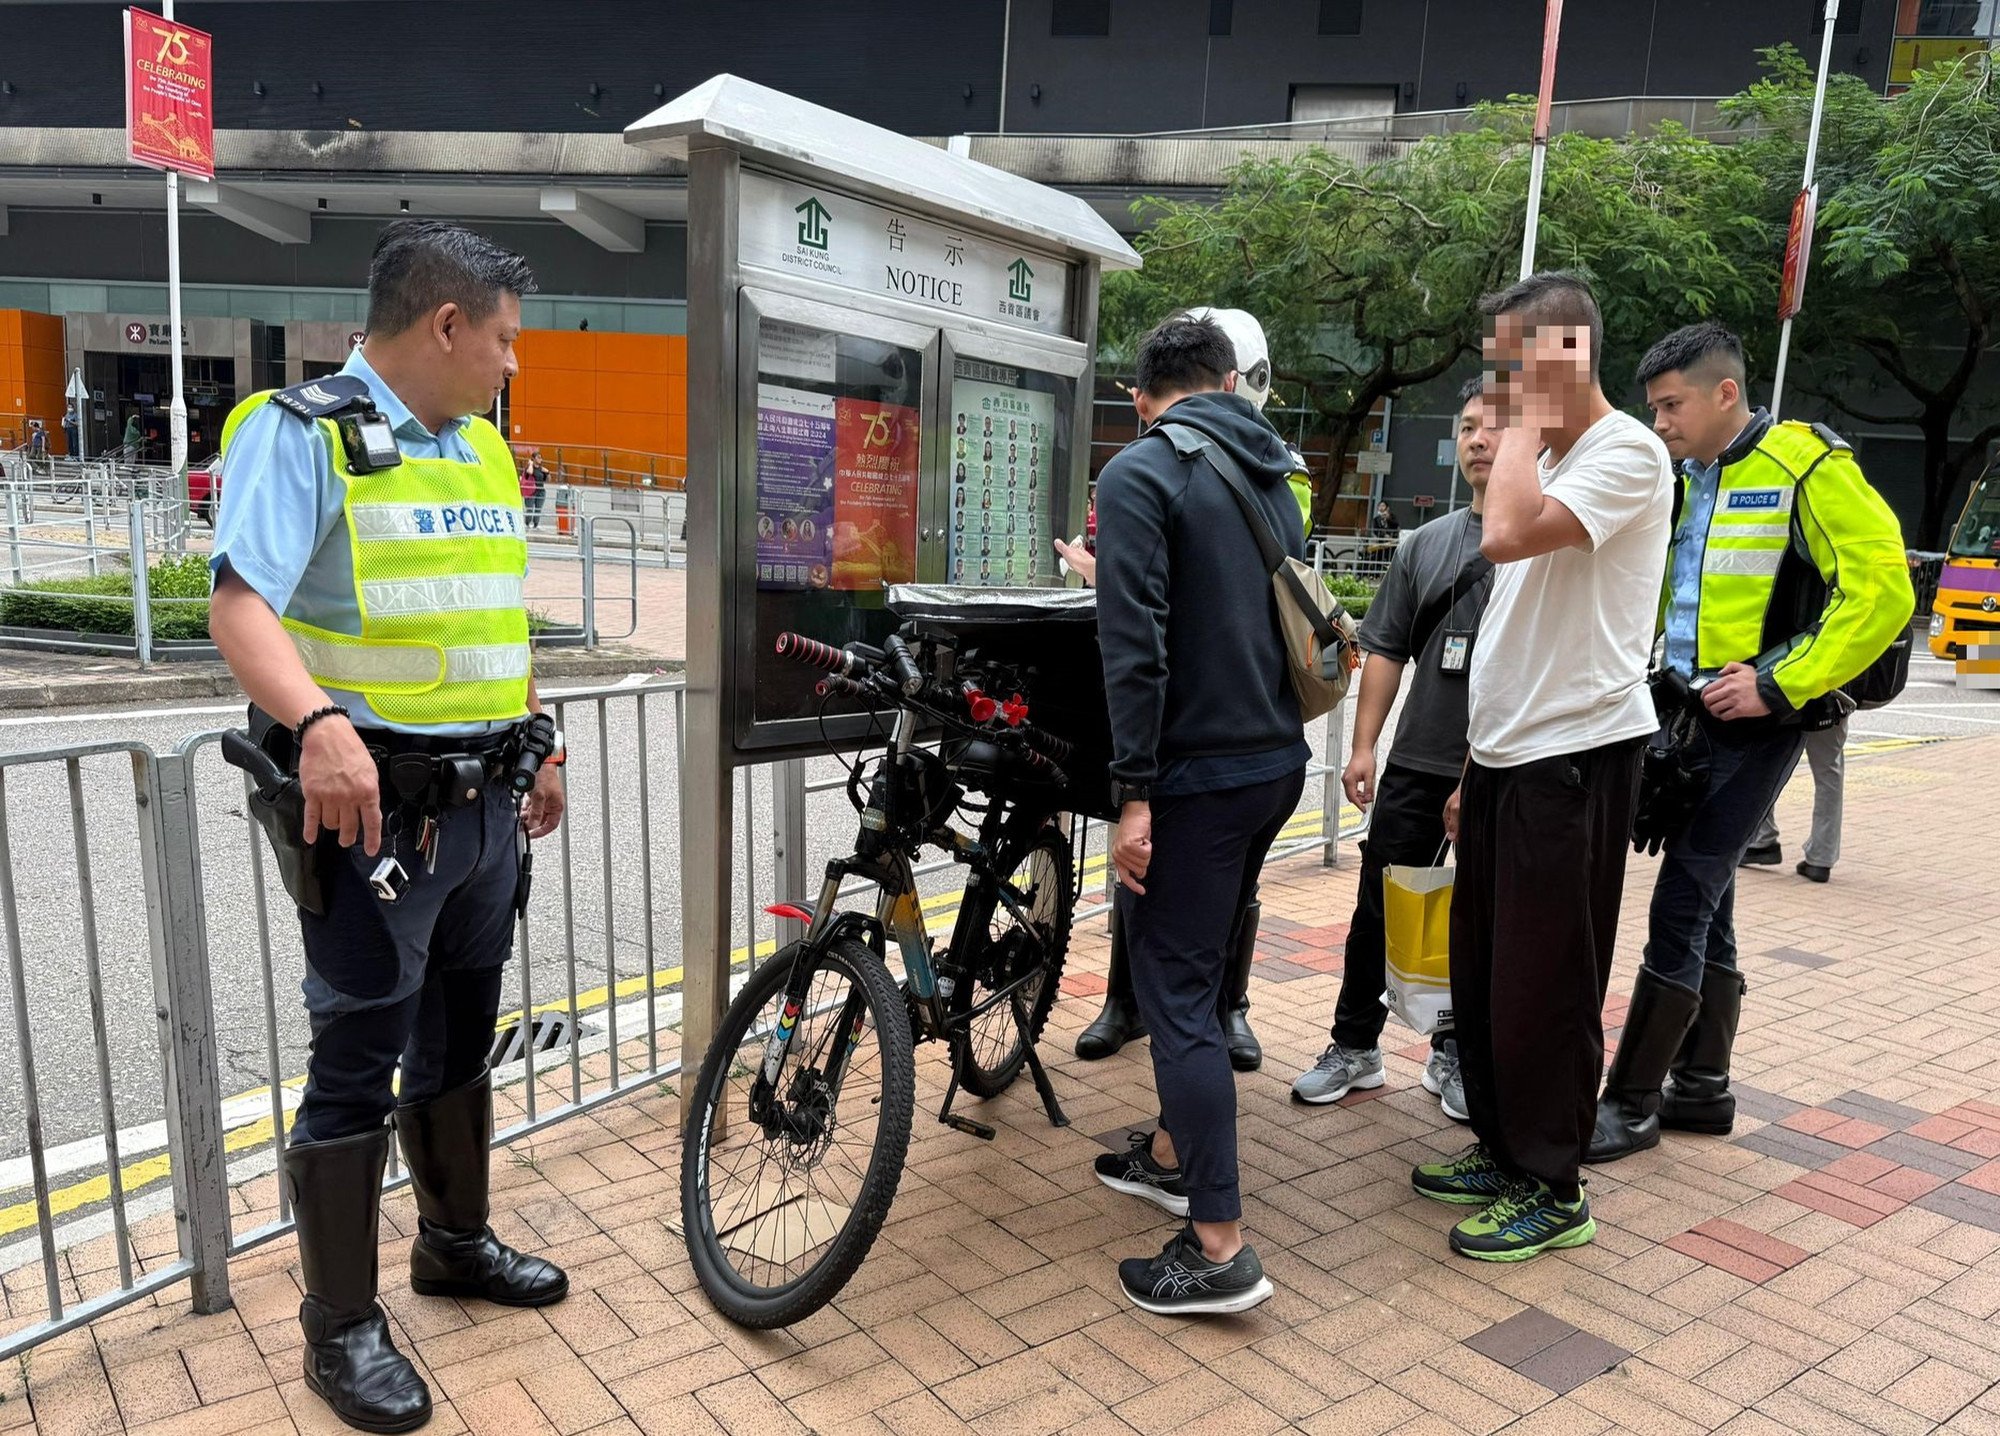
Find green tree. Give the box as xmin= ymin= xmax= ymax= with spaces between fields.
xmin=1102 ymin=106 xmax=1767 ymax=528
xmin=1726 ymin=48 xmax=2000 ymax=546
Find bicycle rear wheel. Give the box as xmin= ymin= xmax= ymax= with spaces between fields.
xmin=948 ymin=826 xmax=1073 ymax=1099
xmin=681 ymin=936 xmax=914 ymax=1328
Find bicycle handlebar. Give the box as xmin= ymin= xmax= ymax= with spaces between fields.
xmin=881 ymin=634 xmax=924 ymax=696
xmin=782 ymin=627 xmax=1077 ymax=787
xmin=774 ymin=631 xmax=869 ymax=679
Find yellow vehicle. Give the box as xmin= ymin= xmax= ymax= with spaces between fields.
xmin=1931 ymin=467 xmax=2000 ymax=659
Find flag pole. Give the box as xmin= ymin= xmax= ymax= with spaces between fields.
xmin=1519 ymin=0 xmax=1565 ymax=279
xmin=1769 ymin=0 xmax=1841 ymax=420
xmin=162 ymin=0 xmax=189 ymax=499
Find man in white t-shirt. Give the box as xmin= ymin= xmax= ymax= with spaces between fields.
xmin=1408 ymin=272 xmax=1673 ymax=1263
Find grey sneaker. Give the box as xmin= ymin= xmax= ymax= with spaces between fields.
xmin=1423 ymin=1038 xmax=1469 ymax=1123
xmin=1291 ymin=1044 xmax=1385 ymax=1105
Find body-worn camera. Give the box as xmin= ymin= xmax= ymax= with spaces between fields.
xmin=337 ymin=410 xmax=402 ymax=473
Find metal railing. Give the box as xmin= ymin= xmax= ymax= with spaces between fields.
xmin=0 ymin=675 xmax=1363 ymax=1361
xmin=0 ymin=485 xmax=203 ymax=666
xmin=525 ymin=445 xmax=689 ymax=493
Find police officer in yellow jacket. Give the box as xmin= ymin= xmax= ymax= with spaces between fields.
xmin=1588 ymin=323 xmax=1913 ymax=1163
xmin=211 ymin=221 xmax=567 ymax=1432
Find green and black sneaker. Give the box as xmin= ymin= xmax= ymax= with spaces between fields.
xmin=1410 ymin=1144 xmax=1512 ymax=1205
xmin=1449 ymin=1181 xmax=1595 ymax=1262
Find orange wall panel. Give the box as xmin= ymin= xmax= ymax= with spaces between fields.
xmin=22 ymin=312 xmax=63 ymax=352
xmin=515 ymin=328 xmax=595 ymax=371
xmin=516 ymin=406 xmax=596 ymax=447
xmin=0 ymin=311 xmax=22 ymax=348
xmin=596 ymin=413 xmax=669 ymax=454
xmin=532 ymin=368 xmax=595 ymax=412
xmin=593 ymin=332 xmax=670 ymax=374
xmin=595 ymin=369 xmax=677 ymax=416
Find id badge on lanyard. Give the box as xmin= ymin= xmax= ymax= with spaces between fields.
xmin=1440 ymin=625 xmax=1474 ymax=676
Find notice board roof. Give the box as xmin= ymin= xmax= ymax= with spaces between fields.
xmin=624 ymin=74 xmax=1140 ymax=272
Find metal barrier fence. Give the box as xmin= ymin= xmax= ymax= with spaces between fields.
xmin=0 ymin=674 xmax=1362 ymax=1361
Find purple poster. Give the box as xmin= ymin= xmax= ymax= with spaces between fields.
xmin=755 ymin=384 xmax=837 ymax=590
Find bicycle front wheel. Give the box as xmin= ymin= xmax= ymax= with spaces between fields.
xmin=681 ymin=937 xmax=915 ymax=1328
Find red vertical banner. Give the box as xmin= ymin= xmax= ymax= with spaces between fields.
xmin=1779 ymin=185 xmax=1819 ymax=322
xmin=125 ymin=8 xmax=215 ymax=180
xmin=830 ymin=399 xmax=919 ymax=590
xmin=1534 ymin=0 xmax=1565 ymax=142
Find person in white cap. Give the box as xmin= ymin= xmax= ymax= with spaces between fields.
xmin=1065 ymin=305 xmax=1313 ymax=1074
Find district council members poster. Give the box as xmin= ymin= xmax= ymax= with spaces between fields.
xmin=753 ymin=385 xmax=836 ymax=591
xmin=949 ymin=377 xmax=1055 ymax=586
xmin=832 ymin=399 xmax=920 ymax=590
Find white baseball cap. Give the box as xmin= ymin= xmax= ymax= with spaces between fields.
xmin=1184 ymin=306 xmax=1273 ymax=410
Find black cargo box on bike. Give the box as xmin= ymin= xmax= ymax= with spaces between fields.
xmin=887 ymin=585 xmax=1116 ymax=822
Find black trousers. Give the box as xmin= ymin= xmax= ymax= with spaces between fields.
xmin=1332 ymin=763 xmax=1461 ymax=1052
xmin=1645 ymin=715 xmax=1804 ymax=990
xmin=1451 ymin=739 xmax=1642 ymax=1201
xmin=293 ymin=782 xmax=521 ymax=1144
xmin=1122 ymin=767 xmax=1305 ymax=1223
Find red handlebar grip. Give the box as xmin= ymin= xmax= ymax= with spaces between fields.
xmin=776 ymin=632 xmax=849 ymax=673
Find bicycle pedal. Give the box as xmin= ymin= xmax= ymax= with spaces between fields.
xmin=941 ymin=1113 xmax=997 ymax=1141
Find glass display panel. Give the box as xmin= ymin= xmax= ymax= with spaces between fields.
xmin=945 ymin=357 xmax=1073 ymax=587
xmin=750 ymin=317 xmax=925 ymax=723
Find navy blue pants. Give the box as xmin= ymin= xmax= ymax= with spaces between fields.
xmin=1644 ymin=715 xmax=1806 ymax=990
xmin=1121 ymin=767 xmax=1305 ymax=1223
xmin=1332 ymin=763 xmax=1460 ymax=1052
xmin=292 ymin=782 xmax=521 ymax=1144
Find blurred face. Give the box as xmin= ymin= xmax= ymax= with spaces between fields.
xmin=438 ymin=290 xmax=521 ymax=419
xmin=1456 ymin=397 xmax=1496 ymax=491
xmin=1482 ymin=314 xmax=1593 ymax=429
xmin=1644 ymin=368 xmax=1742 ymax=465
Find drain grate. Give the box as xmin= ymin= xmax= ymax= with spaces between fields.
xmin=489 ymin=1011 xmax=578 ymax=1068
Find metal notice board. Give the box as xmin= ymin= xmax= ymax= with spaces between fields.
xmin=623 ymin=75 xmax=1140 ymax=1092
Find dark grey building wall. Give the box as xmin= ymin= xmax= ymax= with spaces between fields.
xmin=999 ymin=0 xmax=1896 ymax=133
xmin=0 ymin=0 xmax=1008 ymax=135
xmin=1 ymin=0 xmax=1892 ymax=139
xmin=0 ymin=210 xmax=688 ymax=299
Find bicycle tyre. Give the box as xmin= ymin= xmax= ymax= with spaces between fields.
xmin=949 ymin=826 xmax=1073 ymax=1099
xmin=681 ymin=936 xmax=914 ymax=1328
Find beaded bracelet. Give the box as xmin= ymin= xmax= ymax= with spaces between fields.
xmin=294 ymin=704 xmax=351 ymax=747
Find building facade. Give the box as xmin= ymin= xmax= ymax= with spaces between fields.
xmin=0 ymin=0 xmax=1982 ymax=529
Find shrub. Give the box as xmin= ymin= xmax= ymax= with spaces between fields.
xmin=0 ymin=554 xmax=213 ymax=641
xmin=1324 ymin=572 xmax=1375 ymax=622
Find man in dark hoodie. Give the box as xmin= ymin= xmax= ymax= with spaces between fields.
xmin=1089 ymin=313 xmax=1306 ymax=1316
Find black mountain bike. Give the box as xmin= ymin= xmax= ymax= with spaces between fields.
xmin=681 ymin=621 xmax=1088 ymax=1328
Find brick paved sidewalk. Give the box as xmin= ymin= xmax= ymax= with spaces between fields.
xmin=7 ymin=735 xmax=1997 ymax=1435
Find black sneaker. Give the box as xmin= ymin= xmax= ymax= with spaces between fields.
xmin=1117 ymin=1224 xmax=1274 ymax=1316
xmin=1739 ymin=843 xmax=1782 ymax=868
xmin=1094 ymin=1131 xmax=1189 ymax=1217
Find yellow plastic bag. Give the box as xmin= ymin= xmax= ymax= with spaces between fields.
xmin=1382 ymin=860 xmax=1454 ymax=1035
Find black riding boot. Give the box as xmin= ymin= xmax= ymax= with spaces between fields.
xmin=1221 ymin=898 xmax=1262 ymax=1073
xmin=286 ymin=1128 xmax=433 ymax=1434
xmin=1077 ymin=907 xmax=1146 ymax=1060
xmin=1585 ymin=965 xmax=1702 ymax=1165
xmin=1661 ymin=964 xmax=1748 ymax=1135
xmin=397 ymin=1070 xmax=569 ymax=1307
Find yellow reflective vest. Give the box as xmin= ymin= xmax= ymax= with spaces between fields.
xmin=219 ymin=390 xmax=531 ymax=725
xmin=1663 ymin=414 xmax=1913 ymax=717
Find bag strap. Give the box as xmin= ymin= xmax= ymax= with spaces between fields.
xmin=1156 ymin=424 xmax=1289 ymax=572
xmin=1155 ymin=423 xmax=1344 ymax=649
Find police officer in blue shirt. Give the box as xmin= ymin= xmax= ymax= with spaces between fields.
xmin=212 ymin=221 xmax=567 ymax=1433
